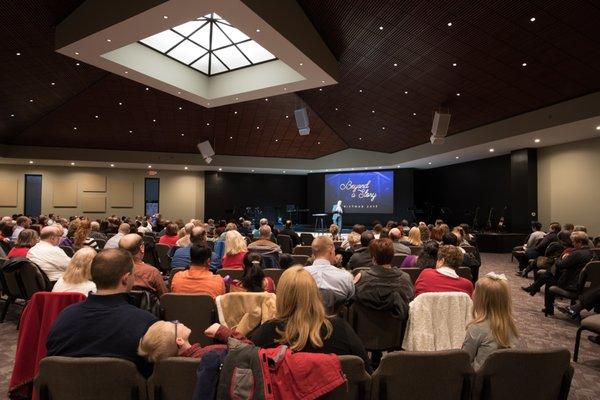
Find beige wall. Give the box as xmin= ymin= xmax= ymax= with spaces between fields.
xmin=0 ymin=165 xmax=204 ymax=221
xmin=538 ymin=137 xmax=600 ymax=236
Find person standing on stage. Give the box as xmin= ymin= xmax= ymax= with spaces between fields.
xmin=332 ymin=200 xmax=343 ymax=229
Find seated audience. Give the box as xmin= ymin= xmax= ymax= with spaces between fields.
xmin=247 ymin=225 xmax=281 ymax=267
xmin=429 ymin=225 xmax=444 ymax=244
xmin=372 ymin=223 xmax=383 ymax=239
xmin=462 ymin=273 xmax=523 ymax=369
xmin=251 ymin=266 xmax=371 ymax=372
xmin=414 ymin=241 xmax=439 ymax=269
xmin=231 ymin=253 xmax=275 ymax=293
xmin=443 ymin=233 xmax=481 ymax=281
xmin=0 ymin=221 xmax=14 ymax=245
xmin=217 ymin=222 xmax=238 ymax=241
xmin=11 ymin=216 xmax=30 ymax=241
xmin=171 ymin=226 xmax=207 ymax=268
xmin=221 ymin=230 xmax=248 ymax=269
xmin=517 ymin=222 xmax=561 ymax=273
xmin=451 ymin=226 xmax=470 ymax=247
xmin=27 ymin=226 xmax=71 ymax=282
xmin=89 ymin=221 xmax=108 ymax=241
xmin=52 ymin=247 xmax=97 ymax=296
xmin=329 ymin=224 xmax=340 ymax=240
xmin=7 ymin=229 xmax=38 ymax=258
xmin=347 ymin=231 xmax=376 ymax=270
xmin=414 ymin=245 xmax=473 ymax=297
xmin=59 ymin=220 xmax=78 ymax=248
xmin=73 ymin=219 xmax=100 ymax=251
xmin=119 ymin=234 xmax=167 ymax=296
xmin=305 ymin=236 xmax=354 ymax=302
xmin=158 ymin=223 xmax=180 ymax=246
xmin=419 ymin=223 xmax=430 ymax=242
xmin=278 ymin=253 xmax=294 ymax=270
xmin=238 ymin=219 xmax=253 ymax=238
xmin=46 ymin=249 xmax=157 ymax=376
xmin=388 ymin=228 xmax=411 ymax=254
xmin=171 ymin=244 xmax=225 ymax=298
xmin=522 ymin=231 xmax=593 ymax=315
xmin=341 ymin=224 xmax=367 ymax=249
xmin=407 ymin=226 xmax=423 ymax=246
xmin=176 ymin=222 xmax=194 ymax=247
xmin=252 ymin=218 xmax=269 ymax=239
xmin=104 ymin=223 xmax=130 ymax=249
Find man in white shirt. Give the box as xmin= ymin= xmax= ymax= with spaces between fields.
xmin=27 ymin=226 xmax=71 ymax=282
xmin=305 ymin=235 xmax=354 ymax=302
xmin=104 ymin=223 xmax=130 ymax=249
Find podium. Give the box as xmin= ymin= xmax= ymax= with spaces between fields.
xmin=312 ymin=213 xmax=328 ymax=233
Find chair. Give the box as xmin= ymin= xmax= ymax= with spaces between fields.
xmin=35 ymin=356 xmax=147 ymax=400
xmin=142 ymin=235 xmax=156 ymax=245
xmin=292 ymin=245 xmax=313 ymax=256
xmin=390 ymin=254 xmax=407 ymax=267
xmin=1 ymin=258 xmax=51 ymax=323
xmin=457 ymin=266 xmax=473 ymax=281
xmin=300 ymin=233 xmax=314 ymax=246
xmin=161 ymin=293 xmax=216 ymax=346
xmin=349 ymin=302 xmax=406 ymax=352
xmin=324 ymin=355 xmax=371 ymax=400
xmin=277 ymin=234 xmax=293 ymax=254
xmin=264 ymin=268 xmax=284 ymax=287
xmin=215 ymin=292 xmax=276 ymax=335
xmin=371 ymin=350 xmax=473 ymax=400
xmin=167 ymin=267 xmax=185 ymax=291
xmin=290 ymin=254 xmax=309 ymax=266
xmin=59 ymin=246 xmax=74 ymax=257
xmin=0 ymin=241 xmax=12 ymax=254
xmin=473 ymin=348 xmax=573 ymax=400
xmin=95 ymin=239 xmax=106 ymax=249
xmin=574 ymin=314 xmax=600 ymax=362
xmin=409 ymin=246 xmax=423 ymax=256
xmin=155 ymin=243 xmax=172 ymax=272
xmin=216 ymin=268 xmax=244 ymax=281
xmin=548 ymin=261 xmax=600 ymax=313
xmin=147 ymin=357 xmax=201 ymax=400
xmin=403 ymin=267 xmax=422 ymax=284
xmin=462 ymin=245 xmax=477 ymax=254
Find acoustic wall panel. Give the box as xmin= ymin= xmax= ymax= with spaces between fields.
xmin=53 ymin=180 xmax=77 ymax=207
xmin=0 ymin=179 xmax=18 ymax=206
xmin=109 ymin=180 xmax=134 ymax=208
xmin=81 ymin=194 xmax=106 ymax=213
xmin=82 ymin=174 xmax=107 ymax=192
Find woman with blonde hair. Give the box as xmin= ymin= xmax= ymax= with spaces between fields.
xmin=407 ymin=226 xmax=423 ymax=246
xmin=462 ymin=273 xmax=523 ymax=369
xmin=52 ymin=247 xmax=97 ymax=296
xmin=73 ymin=219 xmax=100 ymax=251
xmin=251 ymin=266 xmax=371 ymax=371
xmin=221 ymin=230 xmax=248 ymax=269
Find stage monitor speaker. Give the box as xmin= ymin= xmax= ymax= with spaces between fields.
xmin=294 ymin=108 xmax=310 ymax=136
xmin=431 ymin=111 xmax=451 ymax=138
xmin=197 ymin=141 xmax=215 ymax=164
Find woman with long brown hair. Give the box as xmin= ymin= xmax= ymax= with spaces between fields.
xmin=251 ymin=266 xmax=371 ymax=371
xmin=73 ymin=219 xmax=100 ymax=251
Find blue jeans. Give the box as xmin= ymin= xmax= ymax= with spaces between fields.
xmin=332 ymin=213 xmax=342 ymax=229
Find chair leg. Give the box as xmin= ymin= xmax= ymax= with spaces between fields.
xmin=0 ymin=296 xmax=14 ymax=323
xmin=574 ymin=327 xmax=584 ymax=362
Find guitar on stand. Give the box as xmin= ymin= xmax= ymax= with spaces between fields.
xmin=497 ymin=206 xmax=507 ymax=232
xmin=485 ymin=207 xmax=494 ymax=232
xmin=472 ymin=206 xmax=480 ymax=231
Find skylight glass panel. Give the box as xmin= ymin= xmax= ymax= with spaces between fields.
xmin=138 ymin=12 xmax=276 ymax=76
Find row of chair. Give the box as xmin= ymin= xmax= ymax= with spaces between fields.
xmin=35 ymin=348 xmax=574 ymax=400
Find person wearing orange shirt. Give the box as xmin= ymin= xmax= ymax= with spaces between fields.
xmin=171 ymin=244 xmax=225 ymax=298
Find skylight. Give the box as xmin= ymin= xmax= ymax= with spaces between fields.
xmin=139 ymin=13 xmax=276 ymax=76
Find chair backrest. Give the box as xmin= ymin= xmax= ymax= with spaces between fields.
xmin=264 ymin=268 xmax=284 ymax=288
xmin=390 ymin=254 xmax=407 ymax=267
xmin=59 ymin=246 xmax=74 ymax=257
xmin=216 ymin=268 xmax=244 ymax=281
xmin=581 ymin=261 xmax=600 ymax=293
xmin=147 ymin=357 xmax=201 ymax=400
xmin=403 ymin=267 xmax=422 ymax=284
xmin=300 ymin=233 xmax=314 ymax=246
xmin=160 ymin=293 xmax=216 ymax=346
xmin=290 ymin=254 xmax=309 ymax=266
xmin=277 ymin=234 xmax=293 ymax=254
xmin=168 ymin=267 xmax=185 ymax=291
xmin=142 ymin=235 xmax=155 ymax=245
xmin=457 ymin=266 xmax=473 ymax=281
xmin=1 ymin=258 xmax=50 ymax=300
xmin=95 ymin=239 xmax=106 ymax=249
xmin=409 ymin=246 xmax=423 ymax=256
xmin=292 ymin=245 xmax=313 ymax=256
xmin=349 ymin=302 xmax=406 ymax=351
xmin=473 ymin=348 xmax=573 ymax=400
xmin=324 ymin=355 xmax=371 ymax=400
xmin=372 ymin=350 xmax=473 ymax=400
xmin=0 ymin=241 xmax=12 ymax=254
xmin=155 ymin=243 xmax=172 ymax=272
xmin=35 ymin=356 xmax=146 ymax=400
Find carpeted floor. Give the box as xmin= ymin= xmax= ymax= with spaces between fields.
xmin=0 ymin=253 xmax=598 ymax=399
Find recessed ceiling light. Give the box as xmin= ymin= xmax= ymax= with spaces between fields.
xmin=181 ymin=133 xmax=185 ymax=136
xmin=51 ymin=82 xmax=55 ymax=86
xmin=234 ymin=111 xmax=238 ymax=115
xmin=317 ymin=141 xmax=321 ymax=144
xmin=218 ymin=168 xmax=222 ymax=171
xmin=379 ymin=26 xmax=383 ymax=30
xmin=393 ymin=63 xmax=398 ymax=67
xmin=229 ymin=136 xmax=233 ymax=139
xmin=178 ymin=91 xmax=182 ymax=95
xmin=378 ymin=166 xmax=382 ymax=169
xmin=29 ymin=160 xmax=34 ymax=164
xmin=358 ymin=137 xmax=362 ymax=140
xmin=94 ymin=115 xmax=99 ymax=119
xmin=321 ymin=80 xmax=325 ymax=83
xmin=299 ymin=62 xmax=303 ymax=66
xmin=452 ymin=63 xmax=457 ymax=67
xmin=73 ymin=126 xmax=77 ymax=130
xmin=235 ymin=97 xmax=239 ymax=100
xmin=309 ymin=170 xmax=313 ymax=173
xmin=16 ymin=52 xmax=21 ymax=56
xmin=124 ymin=71 xmax=128 ymax=75
xmin=129 ymin=130 xmax=133 ymax=133
xmin=118 ymin=102 xmax=123 ymax=106
xmin=184 ymin=167 xmax=188 ymax=170
xmin=382 ymin=126 xmax=386 ymax=130
xmin=282 ymin=170 xmax=286 ymax=173
xmin=358 ymin=89 xmax=363 ymax=93
xmin=110 ymin=163 xmax=115 ymax=167
xmin=256 ymin=126 xmax=260 ymax=130
xmin=256 ymin=29 xmax=261 ymax=33
xmin=74 ymin=52 xmax=79 ymax=55
xmin=264 ymin=98 xmax=269 ymax=101
xmin=10 ymin=114 xmax=15 ymax=117
xmin=29 ymin=99 xmax=34 ymax=103
xmin=489 ymin=148 xmax=495 ymax=152
xmin=206 ymin=122 xmax=210 ymax=126
xmin=371 ymin=110 xmax=375 ymax=113
xmin=522 ymin=62 xmax=527 ymax=67
xmin=148 ymin=165 xmax=152 ymax=169
xmin=348 ymin=124 xmax=352 ymax=127
xmin=152 ymin=119 xmax=156 ymax=122
xmin=596 ymin=125 xmax=600 ymax=131
xmin=530 ymin=17 xmax=536 ymax=22
xmin=163 ymin=15 xmax=168 ymax=19
xmin=456 ymin=93 xmax=461 ymax=96
xmin=251 ymin=169 xmax=255 ymax=172
xmin=283 ymin=87 xmax=287 ymax=91
xmin=319 ymin=88 xmax=322 ymax=91
xmin=447 ymin=22 xmax=453 ymax=27
xmin=178 ymin=106 xmax=182 ymax=110
xmin=275 ymin=139 xmax=279 ymax=142
xmin=534 ymin=138 xmax=541 ymax=143
xmin=404 ymin=91 xmax=408 ymax=94
xmin=285 ymin=115 xmax=289 ymax=118
xmin=75 ymin=62 xmax=80 ymax=66
xmin=145 ymin=87 xmax=149 ymax=91
xmin=70 ymin=162 xmax=75 ymax=166
xmin=455 ymin=156 xmax=460 ymax=159
xmin=413 ymin=112 xmax=417 ymax=116
xmin=334 ymin=107 xmax=338 ymax=111
xmin=106 ymin=39 xmax=111 ymax=42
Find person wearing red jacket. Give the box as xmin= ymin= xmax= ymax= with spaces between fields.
xmin=414 ymin=245 xmax=474 ymax=297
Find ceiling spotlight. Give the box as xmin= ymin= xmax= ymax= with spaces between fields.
xmin=256 ymin=126 xmax=260 ymax=130
xmin=382 ymin=126 xmax=386 ymax=130
xmin=51 ymin=82 xmax=56 ymax=86
xmin=359 ymin=89 xmax=363 ymax=93
xmin=94 ymin=115 xmax=99 ymax=119
xmin=118 ymin=102 xmax=123 ymax=106
xmin=148 ymin=165 xmax=152 ymax=169
xmin=522 ymin=62 xmax=527 ymax=67
xmin=275 ymin=139 xmax=279 ymax=142
xmin=285 ymin=115 xmax=289 ymax=118
xmin=110 ymin=163 xmax=115 ymax=167
xmin=379 ymin=26 xmax=383 ymax=30
xmin=218 ymin=168 xmax=223 ymax=171
xmin=75 ymin=62 xmax=80 ymax=66
xmin=234 ymin=111 xmax=238 ymax=115
xmin=317 ymin=141 xmax=321 ymax=144
xmin=106 ymin=39 xmax=112 ymax=42
xmin=256 ymin=29 xmax=261 ymax=33
xmin=489 ymin=148 xmax=495 ymax=152
xmin=456 ymin=92 xmax=461 ymax=96
xmin=229 ymin=136 xmax=233 ymax=139
xmin=74 ymin=52 xmax=79 ymax=55
xmin=319 ymin=88 xmax=322 ymax=92
xmin=234 ymin=97 xmax=239 ymax=100
xmin=404 ymin=91 xmax=408 ymax=94
xmin=73 ymin=126 xmax=77 ymax=130
xmin=251 ymin=169 xmax=255 ymax=172
xmin=428 ymin=162 xmax=432 ymax=165
xmin=29 ymin=99 xmax=34 ymax=103
xmin=10 ymin=114 xmax=15 ymax=117
xmin=393 ymin=63 xmax=398 ymax=67
xmin=282 ymin=170 xmax=286 ymax=173
xmin=264 ymin=98 xmax=269 ymax=101
xmin=447 ymin=22 xmax=453 ymax=27
xmin=206 ymin=122 xmax=210 ymax=126
xmin=184 ymin=167 xmax=188 ymax=170
xmin=129 ymin=130 xmax=133 ymax=133
xmin=299 ymin=63 xmax=303 ymax=66
xmin=178 ymin=91 xmax=182 ymax=95
xmin=534 ymin=138 xmax=541 ymax=143
xmin=178 ymin=106 xmax=182 ymax=110
xmin=283 ymin=87 xmax=287 ymax=91
xmin=321 ymin=80 xmax=325 ymax=83
xmin=358 ymin=137 xmax=362 ymax=140
xmin=181 ymin=133 xmax=184 ymax=136
xmin=163 ymin=15 xmax=168 ymax=19
xmin=16 ymin=52 xmax=21 ymax=56
xmin=348 ymin=124 xmax=352 ymax=127
xmin=70 ymin=162 xmax=75 ymax=166
xmin=452 ymin=63 xmax=457 ymax=67
xmin=152 ymin=119 xmax=156 ymax=122
xmin=335 ymin=107 xmax=338 ymax=111
xmin=371 ymin=110 xmax=375 ymax=113
xmin=530 ymin=17 xmax=536 ymax=22
xmin=145 ymin=87 xmax=149 ymax=91
xmin=29 ymin=160 xmax=34 ymax=164
xmin=595 ymin=125 xmax=600 ymax=131
xmin=455 ymin=156 xmax=459 ymax=159
xmin=413 ymin=112 xmax=417 ymax=116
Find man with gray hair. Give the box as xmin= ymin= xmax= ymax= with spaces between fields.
xmin=89 ymin=220 xmax=108 ymax=241
xmin=389 ymin=228 xmax=411 ymax=255
xmin=252 ymin=218 xmax=269 ymax=239
xmin=248 ymin=225 xmax=281 ymax=267
xmin=104 ymin=223 xmax=130 ymax=249
xmin=176 ymin=222 xmax=195 ymax=247
xmin=27 ymin=226 xmax=71 ymax=281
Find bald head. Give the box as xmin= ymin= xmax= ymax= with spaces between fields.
xmin=389 ymin=228 xmax=402 ymax=241
xmin=118 ymin=233 xmax=143 ymax=261
xmin=40 ymin=226 xmax=61 ymax=246
xmin=311 ymin=235 xmax=334 ymax=259
xmin=190 ymin=226 xmax=207 ymax=244
xmin=118 ymin=223 xmax=131 ymax=235
xmin=259 ymin=224 xmax=271 ymax=238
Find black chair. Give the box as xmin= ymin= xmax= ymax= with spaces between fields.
xmin=147 ymin=357 xmax=201 ymax=400
xmin=457 ymin=266 xmax=473 ymax=281
xmin=59 ymin=246 xmax=74 ymax=257
xmin=155 ymin=243 xmax=172 ymax=272
xmin=403 ymin=267 xmax=422 ymax=284
xmin=300 ymin=233 xmax=314 ymax=246
xmin=161 ymin=293 xmax=217 ymax=346
xmin=390 ymin=254 xmax=407 ymax=267
xmin=277 ymin=234 xmax=293 ymax=254
xmin=549 ymin=261 xmax=600 ymax=308
xmin=167 ymin=267 xmax=185 ymax=291
xmin=574 ymin=314 xmax=600 ymax=362
xmin=349 ymin=302 xmax=406 ymax=355
xmin=409 ymin=246 xmax=423 ymax=256
xmin=264 ymin=268 xmax=284 ymax=287
xmin=292 ymin=246 xmax=313 ymax=256
xmin=1 ymin=258 xmax=51 ymax=323
xmin=290 ymin=254 xmax=309 ymax=266
xmin=95 ymin=239 xmax=106 ymax=249
xmin=0 ymin=241 xmax=12 ymax=255
xmin=324 ymin=356 xmax=371 ymax=400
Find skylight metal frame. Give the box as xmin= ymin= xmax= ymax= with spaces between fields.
xmin=139 ymin=12 xmax=277 ymax=77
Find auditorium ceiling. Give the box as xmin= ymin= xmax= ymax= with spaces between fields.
xmin=1 ymin=0 xmax=600 ymax=159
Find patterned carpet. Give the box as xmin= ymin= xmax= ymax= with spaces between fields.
xmin=0 ymin=253 xmax=598 ymax=399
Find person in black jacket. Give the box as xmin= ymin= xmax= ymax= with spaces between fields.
xmin=522 ymin=231 xmax=593 ymax=315
xmin=518 ymin=222 xmax=561 ymax=272
xmin=279 ymin=220 xmax=301 ymax=247
xmin=347 ymin=231 xmax=375 ymax=270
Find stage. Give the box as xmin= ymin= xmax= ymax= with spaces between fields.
xmin=474 ymin=232 xmax=528 ymax=253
